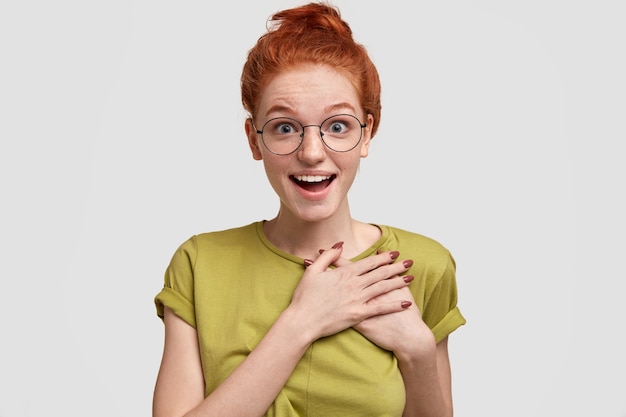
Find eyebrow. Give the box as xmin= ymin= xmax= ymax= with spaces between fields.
xmin=263 ymin=102 xmax=359 ymax=119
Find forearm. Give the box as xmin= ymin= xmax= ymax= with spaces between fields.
xmin=398 ymin=337 xmax=453 ymax=417
xmin=184 ymin=307 xmax=314 ymax=417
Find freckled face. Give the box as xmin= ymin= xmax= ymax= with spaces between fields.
xmin=246 ymin=64 xmax=373 ymax=223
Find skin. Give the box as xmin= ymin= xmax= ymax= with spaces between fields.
xmin=153 ymin=64 xmax=454 ymax=417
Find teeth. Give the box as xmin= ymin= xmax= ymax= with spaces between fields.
xmin=294 ymin=175 xmax=331 ymax=183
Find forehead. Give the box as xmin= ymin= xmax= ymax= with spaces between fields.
xmin=257 ymin=64 xmax=361 ymax=120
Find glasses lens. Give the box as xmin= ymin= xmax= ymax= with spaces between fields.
xmin=261 ymin=117 xmax=303 ymax=155
xmin=320 ymin=114 xmax=363 ymax=152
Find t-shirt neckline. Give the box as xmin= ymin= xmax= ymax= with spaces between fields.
xmin=253 ymin=221 xmax=391 ymax=264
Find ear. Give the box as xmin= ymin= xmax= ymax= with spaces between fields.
xmin=245 ymin=118 xmax=263 ymax=160
xmin=359 ymin=114 xmax=374 ymax=158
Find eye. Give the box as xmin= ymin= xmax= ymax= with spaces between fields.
xmin=322 ymin=115 xmax=358 ymax=137
xmin=266 ymin=118 xmax=301 ymax=136
xmin=329 ymin=121 xmax=347 ymax=134
xmin=277 ymin=123 xmax=295 ymax=134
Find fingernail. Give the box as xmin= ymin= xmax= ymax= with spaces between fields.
xmin=403 ymin=275 xmax=414 ymax=283
xmin=332 ymin=241 xmax=344 ymax=249
xmin=303 ymin=259 xmax=314 ymax=268
xmin=401 ymin=301 xmax=412 ymax=308
xmin=403 ymin=260 xmax=413 ymax=268
xmin=390 ymin=251 xmax=400 ymax=260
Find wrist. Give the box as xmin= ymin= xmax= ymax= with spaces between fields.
xmin=278 ymin=304 xmax=319 ymax=348
xmin=394 ymin=328 xmax=437 ymax=365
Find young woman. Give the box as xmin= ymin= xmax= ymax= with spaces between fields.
xmin=153 ymin=3 xmax=465 ymax=416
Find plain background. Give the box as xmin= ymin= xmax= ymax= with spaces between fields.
xmin=1 ymin=0 xmax=624 ymax=416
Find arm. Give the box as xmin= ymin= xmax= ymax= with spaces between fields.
xmin=153 ymin=247 xmax=414 ymax=417
xmin=153 ymin=304 xmax=316 ymax=417
xmin=153 ymin=306 xmax=205 ymax=417
xmin=398 ymin=335 xmax=453 ymax=417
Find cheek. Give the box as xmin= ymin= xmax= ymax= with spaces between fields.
xmin=261 ymin=156 xmax=289 ymax=181
xmin=335 ymin=154 xmax=363 ymax=178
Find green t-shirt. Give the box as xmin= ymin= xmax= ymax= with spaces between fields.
xmin=155 ymin=221 xmax=465 ymax=416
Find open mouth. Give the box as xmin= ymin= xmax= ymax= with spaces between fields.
xmin=291 ymin=174 xmax=335 ymax=192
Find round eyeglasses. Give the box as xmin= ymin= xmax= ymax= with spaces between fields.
xmin=254 ymin=114 xmax=367 ymax=155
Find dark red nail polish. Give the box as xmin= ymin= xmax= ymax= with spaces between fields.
xmin=332 ymin=241 xmax=344 ymax=249
xmin=403 ymin=260 xmax=413 ymax=268
xmin=390 ymin=251 xmax=400 ymax=260
xmin=403 ymin=275 xmax=414 ymax=283
xmin=401 ymin=301 xmax=412 ymax=308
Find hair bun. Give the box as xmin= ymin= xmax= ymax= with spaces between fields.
xmin=268 ymin=2 xmax=353 ymax=40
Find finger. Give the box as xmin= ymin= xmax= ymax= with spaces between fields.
xmin=331 ymin=256 xmax=351 ymax=268
xmin=331 ymin=250 xmax=399 ymax=269
xmin=302 ymin=241 xmax=344 ymax=272
xmin=363 ymin=298 xmax=412 ymax=318
xmin=358 ymin=258 xmax=413 ymax=289
xmin=345 ymin=251 xmax=402 ymax=277
xmin=362 ymin=274 xmax=414 ymax=301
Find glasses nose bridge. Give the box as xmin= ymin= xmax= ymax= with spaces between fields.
xmin=300 ymin=123 xmax=324 ymax=140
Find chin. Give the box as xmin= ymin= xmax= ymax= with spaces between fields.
xmin=284 ymin=202 xmax=337 ymax=223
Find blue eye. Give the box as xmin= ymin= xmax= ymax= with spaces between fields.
xmin=277 ymin=123 xmax=296 ymax=134
xmin=329 ymin=121 xmax=347 ymax=134
xmin=266 ymin=118 xmax=301 ymax=136
xmin=322 ymin=115 xmax=359 ymax=137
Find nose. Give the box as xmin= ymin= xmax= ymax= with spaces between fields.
xmin=297 ymin=125 xmax=327 ymax=163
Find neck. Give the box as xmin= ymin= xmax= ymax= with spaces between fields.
xmin=263 ymin=201 xmax=380 ymax=260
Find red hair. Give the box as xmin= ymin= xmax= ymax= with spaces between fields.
xmin=241 ymin=2 xmax=382 ymax=136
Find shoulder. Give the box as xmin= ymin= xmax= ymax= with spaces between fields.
xmin=378 ymin=224 xmax=455 ymax=276
xmin=383 ymin=225 xmax=451 ymax=256
xmin=169 ymin=222 xmax=260 ymax=264
xmin=187 ymin=222 xmax=260 ymax=248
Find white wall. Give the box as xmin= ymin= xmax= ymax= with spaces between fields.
xmin=1 ymin=1 xmax=624 ymax=415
